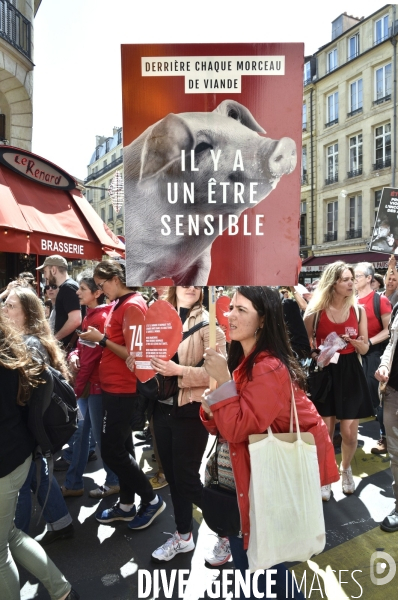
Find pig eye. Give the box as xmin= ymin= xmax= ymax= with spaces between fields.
xmin=228 ymin=109 xmax=239 ymax=120
xmin=194 ymin=142 xmax=213 ymax=154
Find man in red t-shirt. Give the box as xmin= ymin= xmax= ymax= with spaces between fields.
xmin=355 ymin=262 xmax=392 ymax=454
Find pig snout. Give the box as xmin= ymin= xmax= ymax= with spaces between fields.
xmin=266 ymin=137 xmax=297 ymax=179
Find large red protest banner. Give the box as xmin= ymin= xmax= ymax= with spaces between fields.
xmin=121 ymin=43 xmax=303 ymax=285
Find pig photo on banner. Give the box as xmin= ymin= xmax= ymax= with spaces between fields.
xmin=370 ymin=187 xmax=398 ymax=255
xmin=121 ymin=43 xmax=303 ymax=286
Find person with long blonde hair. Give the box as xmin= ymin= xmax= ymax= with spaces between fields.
xmin=304 ymin=262 xmax=373 ymax=500
xmin=0 ymin=310 xmax=79 ymax=600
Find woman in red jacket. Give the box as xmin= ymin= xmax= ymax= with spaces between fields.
xmin=61 ymin=271 xmax=119 ymax=499
xmin=201 ymin=286 xmax=338 ymax=600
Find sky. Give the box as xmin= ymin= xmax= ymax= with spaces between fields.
xmin=32 ymin=0 xmax=385 ymax=180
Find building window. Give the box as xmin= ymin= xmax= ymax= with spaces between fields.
xmin=108 ymin=205 xmax=114 ymax=221
xmin=105 ymin=139 xmax=110 ymax=153
xmin=347 ymin=195 xmax=362 ymax=239
xmin=103 ymin=160 xmax=107 ymax=169
xmin=375 ymin=14 xmax=389 ymax=45
xmin=304 ymin=61 xmax=311 ymax=85
xmin=302 ymin=103 xmax=307 ymax=130
xmin=95 ymin=147 xmax=100 ymax=160
xmin=375 ymin=64 xmax=391 ymax=104
xmin=301 ymin=146 xmax=307 ymax=185
xmin=348 ymin=134 xmax=363 ymax=177
xmin=326 ymin=143 xmax=338 ymax=184
xmin=326 ymin=201 xmax=338 ymax=241
xmin=300 ymin=202 xmax=307 ymax=246
xmin=112 ymin=153 xmax=116 ymax=163
xmin=348 ymin=79 xmax=363 ymax=116
xmin=117 ymin=129 xmax=122 ymax=144
xmin=117 ymin=227 xmax=123 ymax=235
xmin=100 ymin=207 xmax=105 ymax=221
xmin=326 ymin=92 xmax=338 ymax=126
xmin=327 ymin=48 xmax=337 ymax=73
xmin=120 ymin=148 xmax=123 ymax=157
xmin=375 ymin=190 xmax=382 ymax=217
xmin=94 ymin=166 xmax=98 ymax=174
xmin=101 ymin=184 xmax=105 ymax=200
xmin=348 ymin=33 xmax=359 ymax=60
xmin=374 ymin=123 xmax=391 ymax=169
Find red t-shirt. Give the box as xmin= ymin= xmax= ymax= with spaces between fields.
xmin=99 ymin=292 xmax=147 ymax=394
xmin=316 ymin=307 xmax=358 ymax=355
xmin=358 ymin=291 xmax=391 ymax=339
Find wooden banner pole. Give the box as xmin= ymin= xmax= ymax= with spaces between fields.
xmin=208 ymin=285 xmax=217 ymax=391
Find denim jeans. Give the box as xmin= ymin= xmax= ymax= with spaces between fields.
xmin=65 ymin=394 xmax=118 ymax=490
xmin=0 ymin=455 xmax=71 ymax=600
xmin=15 ymin=459 xmax=72 ymax=533
xmin=383 ymin=386 xmax=398 ymax=504
xmin=228 ymin=535 xmax=305 ymax=600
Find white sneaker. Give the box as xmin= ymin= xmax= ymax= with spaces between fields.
xmin=152 ymin=531 xmax=195 ymax=563
xmin=321 ymin=484 xmax=332 ymax=502
xmin=340 ymin=465 xmax=355 ymax=494
xmin=205 ymin=536 xmax=232 ymax=567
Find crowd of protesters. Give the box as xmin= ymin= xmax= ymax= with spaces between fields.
xmin=2 ymin=254 xmax=398 ymax=599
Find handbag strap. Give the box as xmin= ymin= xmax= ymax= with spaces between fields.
xmin=267 ymin=380 xmax=301 ymax=440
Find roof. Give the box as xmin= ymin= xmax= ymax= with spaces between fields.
xmin=89 ymin=129 xmax=122 ymax=165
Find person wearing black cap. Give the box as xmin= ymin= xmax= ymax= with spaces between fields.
xmin=37 ymin=255 xmax=81 ymax=349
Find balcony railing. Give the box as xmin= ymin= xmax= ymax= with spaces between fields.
xmin=324 ymin=232 xmax=337 ymax=242
xmin=85 ymin=155 xmax=123 ymax=183
xmin=347 ymin=107 xmax=363 ymax=118
xmin=373 ymin=158 xmax=391 ymax=171
xmin=374 ymin=33 xmax=390 ymax=46
xmin=347 ymin=167 xmax=362 ymax=178
xmin=373 ymin=94 xmax=391 ymax=106
xmin=346 ymin=228 xmax=362 ymax=239
xmin=0 ymin=0 xmax=31 ymax=60
xmin=325 ymin=118 xmax=338 ymax=128
xmin=325 ymin=174 xmax=338 ymax=185
xmin=301 ymin=174 xmax=307 ymax=185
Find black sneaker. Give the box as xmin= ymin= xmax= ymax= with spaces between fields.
xmin=88 ymin=450 xmax=98 ymax=462
xmin=37 ymin=523 xmax=74 ymax=546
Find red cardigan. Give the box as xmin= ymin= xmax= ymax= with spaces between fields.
xmin=200 ymin=351 xmax=339 ymax=548
xmin=68 ymin=304 xmax=112 ymax=398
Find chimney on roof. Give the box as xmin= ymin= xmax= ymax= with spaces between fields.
xmin=96 ymin=135 xmax=106 ymax=147
xmin=113 ymin=127 xmax=120 ymax=136
xmin=332 ymin=13 xmax=361 ymax=40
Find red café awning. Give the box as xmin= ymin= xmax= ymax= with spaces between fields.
xmin=0 ymin=151 xmax=124 ymax=260
xmin=301 ymin=251 xmax=391 ymax=272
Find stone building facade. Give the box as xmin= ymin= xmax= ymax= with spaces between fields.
xmin=301 ymin=4 xmax=397 ymax=277
xmin=84 ymin=127 xmax=124 ymax=235
xmin=0 ymin=0 xmax=40 ymax=149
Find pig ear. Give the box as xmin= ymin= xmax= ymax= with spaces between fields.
xmin=213 ymin=100 xmax=266 ymax=134
xmin=140 ymin=113 xmax=195 ymax=180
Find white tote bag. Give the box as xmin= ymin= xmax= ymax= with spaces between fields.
xmin=247 ymin=384 xmax=326 ymax=572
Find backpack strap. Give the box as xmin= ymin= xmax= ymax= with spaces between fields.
xmin=373 ymin=291 xmax=383 ymax=329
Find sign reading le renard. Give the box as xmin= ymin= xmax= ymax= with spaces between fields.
xmin=121 ymin=43 xmax=304 ymax=286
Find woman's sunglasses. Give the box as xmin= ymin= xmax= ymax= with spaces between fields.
xmin=181 ymin=286 xmax=202 ymax=290
xmin=44 ymin=285 xmax=58 ymax=291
